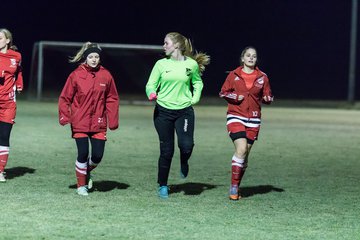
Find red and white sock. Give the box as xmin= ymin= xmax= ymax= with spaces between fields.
xmin=0 ymin=146 xmax=10 ymax=172
xmin=75 ymin=160 xmax=87 ymax=188
xmin=231 ymin=155 xmax=245 ymax=186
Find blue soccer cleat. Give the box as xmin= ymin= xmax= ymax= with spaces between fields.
xmin=229 ymin=184 xmax=240 ymax=201
xmin=158 ymin=186 xmax=169 ymax=199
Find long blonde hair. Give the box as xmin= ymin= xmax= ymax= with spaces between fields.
xmin=166 ymin=32 xmax=210 ymax=74
xmin=0 ymin=28 xmax=18 ymax=51
xmin=69 ymin=42 xmax=101 ymax=63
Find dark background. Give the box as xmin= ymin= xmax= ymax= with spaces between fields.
xmin=4 ymin=0 xmax=359 ymax=100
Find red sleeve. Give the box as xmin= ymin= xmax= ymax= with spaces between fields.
xmin=58 ymin=73 xmax=76 ymax=125
xmin=261 ymin=75 xmax=273 ymax=104
xmin=106 ymin=76 xmax=119 ymax=130
xmin=219 ymin=72 xmax=241 ymax=105
xmin=15 ymin=54 xmax=23 ymax=91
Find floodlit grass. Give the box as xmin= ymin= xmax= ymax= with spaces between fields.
xmin=1 ymin=100 xmax=359 ymax=239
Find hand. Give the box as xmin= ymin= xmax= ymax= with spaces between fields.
xmin=59 ymin=116 xmax=69 ymax=126
xmin=238 ymin=95 xmax=244 ymax=101
xmin=263 ymin=95 xmax=274 ymax=102
xmin=149 ymin=93 xmax=157 ymax=101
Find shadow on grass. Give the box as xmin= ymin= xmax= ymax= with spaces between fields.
xmin=241 ymin=185 xmax=284 ymax=198
xmin=69 ymin=181 xmax=130 ymax=192
xmin=5 ymin=166 xmax=36 ymax=179
xmin=169 ymin=182 xmax=217 ymax=195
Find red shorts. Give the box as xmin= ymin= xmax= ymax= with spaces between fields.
xmin=227 ymin=122 xmax=260 ymax=141
xmin=72 ymin=132 xmax=107 ymax=140
xmin=0 ymin=101 xmax=16 ymax=124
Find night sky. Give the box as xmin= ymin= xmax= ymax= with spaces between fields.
xmin=5 ymin=0 xmax=359 ymax=100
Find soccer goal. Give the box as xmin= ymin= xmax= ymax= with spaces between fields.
xmin=28 ymin=41 xmax=163 ymax=101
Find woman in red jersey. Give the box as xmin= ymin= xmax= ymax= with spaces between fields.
xmin=0 ymin=28 xmax=23 ymax=182
xmin=59 ymin=42 xmax=119 ymax=196
xmin=219 ymin=46 xmax=273 ymax=200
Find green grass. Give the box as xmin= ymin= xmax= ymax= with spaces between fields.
xmin=1 ymin=100 xmax=359 ymax=239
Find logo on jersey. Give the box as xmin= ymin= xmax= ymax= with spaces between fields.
xmin=234 ymin=76 xmax=240 ymax=81
xmin=10 ymin=59 xmax=17 ymax=68
xmin=257 ymin=77 xmax=264 ymax=84
xmin=254 ymin=77 xmax=264 ymax=88
xmin=186 ymin=68 xmax=191 ymax=76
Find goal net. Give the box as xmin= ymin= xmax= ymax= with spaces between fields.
xmin=28 ymin=41 xmax=163 ymax=102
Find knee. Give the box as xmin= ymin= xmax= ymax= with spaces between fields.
xmin=160 ymin=142 xmax=174 ymax=160
xmin=179 ymin=143 xmax=194 ymax=155
xmin=235 ymin=146 xmax=248 ymax=159
xmin=77 ymin=152 xmax=88 ymax=163
xmin=91 ymin=151 xmax=104 ymax=164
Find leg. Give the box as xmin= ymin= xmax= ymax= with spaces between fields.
xmin=175 ymin=107 xmax=195 ymax=178
xmin=86 ymin=138 xmax=105 ymax=190
xmin=89 ymin=138 xmax=106 ymax=171
xmin=0 ymin=121 xmax=12 ymax=181
xmin=228 ymin=131 xmax=249 ymax=200
xmin=75 ymin=137 xmax=89 ymax=191
xmin=154 ymin=105 xmax=175 ymax=187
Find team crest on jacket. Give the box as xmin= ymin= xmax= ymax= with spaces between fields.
xmin=254 ymin=77 xmax=264 ymax=88
xmin=186 ymin=68 xmax=191 ymax=76
xmin=10 ymin=59 xmax=17 ymax=67
xmin=257 ymin=77 xmax=264 ymax=84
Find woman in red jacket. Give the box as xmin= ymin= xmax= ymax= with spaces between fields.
xmin=59 ymin=42 xmax=119 ymax=196
xmin=219 ymin=46 xmax=273 ymax=200
xmin=0 ymin=28 xmax=23 ymax=182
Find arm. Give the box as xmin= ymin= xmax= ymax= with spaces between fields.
xmin=191 ymin=64 xmax=203 ymax=105
xmin=15 ymin=56 xmax=23 ymax=92
xmin=106 ymin=77 xmax=119 ymax=130
xmin=58 ymin=74 xmax=76 ymax=125
xmin=145 ymin=61 xmax=161 ymax=101
xmin=219 ymin=73 xmax=243 ymax=105
xmin=261 ymin=75 xmax=274 ymax=104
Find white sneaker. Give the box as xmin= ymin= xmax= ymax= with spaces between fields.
xmin=77 ymin=186 xmax=88 ymax=196
xmin=0 ymin=172 xmax=6 ymax=182
xmin=87 ymin=178 xmax=93 ymax=190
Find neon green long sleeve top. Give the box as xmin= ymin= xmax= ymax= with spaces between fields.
xmin=145 ymin=57 xmax=203 ymax=110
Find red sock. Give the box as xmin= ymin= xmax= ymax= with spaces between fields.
xmin=0 ymin=146 xmax=10 ymax=172
xmin=231 ymin=165 xmax=243 ymax=186
xmin=75 ymin=161 xmax=87 ymax=188
xmin=231 ymin=156 xmax=245 ymax=186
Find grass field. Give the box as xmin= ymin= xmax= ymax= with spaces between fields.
xmin=1 ymin=100 xmax=360 ymax=239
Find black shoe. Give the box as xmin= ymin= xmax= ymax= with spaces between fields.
xmin=180 ymin=163 xmax=189 ymax=179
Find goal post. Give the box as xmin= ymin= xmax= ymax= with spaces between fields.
xmin=28 ymin=41 xmax=163 ymax=101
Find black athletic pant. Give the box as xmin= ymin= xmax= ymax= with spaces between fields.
xmin=154 ymin=104 xmax=195 ymax=186
xmin=0 ymin=121 xmax=13 ymax=146
xmin=75 ymin=137 xmax=106 ymax=164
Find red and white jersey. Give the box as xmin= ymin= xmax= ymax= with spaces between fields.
xmin=0 ymin=49 xmax=23 ymax=101
xmin=219 ymin=66 xmax=273 ymax=127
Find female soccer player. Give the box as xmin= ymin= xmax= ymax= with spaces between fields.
xmin=0 ymin=28 xmax=23 ymax=182
xmin=145 ymin=32 xmax=210 ymax=199
xmin=59 ymin=42 xmax=119 ymax=196
xmin=219 ymin=46 xmax=273 ymax=200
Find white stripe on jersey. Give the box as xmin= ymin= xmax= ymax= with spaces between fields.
xmin=226 ymin=114 xmax=261 ymax=128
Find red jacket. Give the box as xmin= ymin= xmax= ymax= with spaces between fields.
xmin=0 ymin=49 xmax=23 ymax=101
xmin=58 ymin=64 xmax=119 ymax=132
xmin=219 ymin=66 xmax=273 ymax=120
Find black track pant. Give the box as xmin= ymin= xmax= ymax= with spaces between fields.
xmin=154 ymin=104 xmax=195 ymax=186
xmin=0 ymin=121 xmax=13 ymax=146
xmin=75 ymin=137 xmax=105 ymax=164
